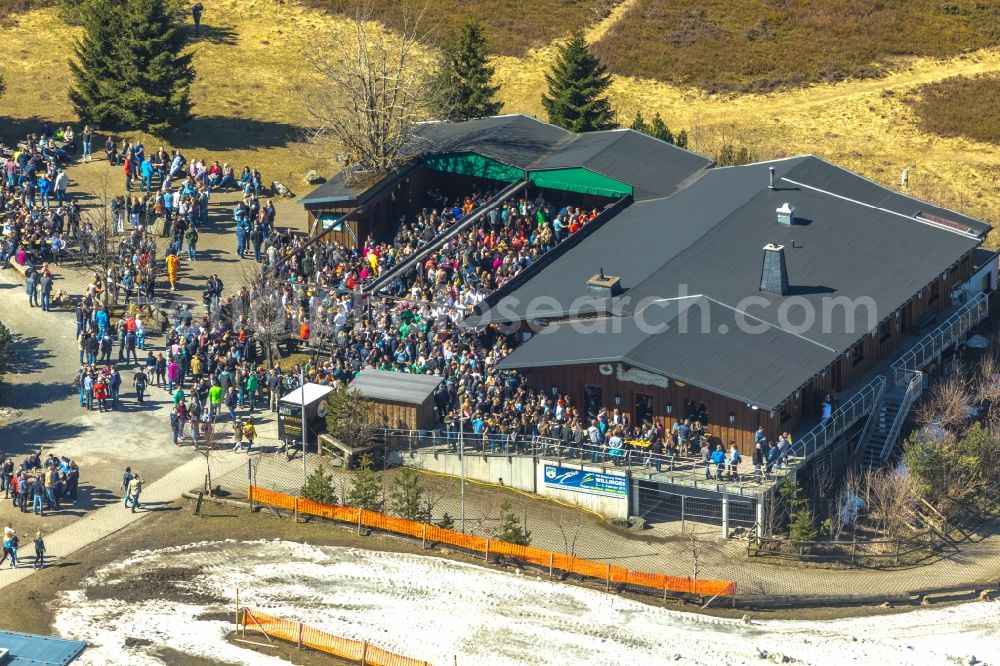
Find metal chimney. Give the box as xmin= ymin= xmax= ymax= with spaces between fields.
xmin=760 ymin=244 xmax=789 ymax=296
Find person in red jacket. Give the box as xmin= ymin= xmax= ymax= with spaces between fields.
xmin=93 ymin=376 xmax=108 ymax=412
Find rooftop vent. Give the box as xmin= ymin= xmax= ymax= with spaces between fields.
xmin=587 ymin=268 xmax=623 ymax=299
xmin=760 ymin=244 xmax=789 ymax=296
xmin=777 ymin=202 xmax=796 ymax=225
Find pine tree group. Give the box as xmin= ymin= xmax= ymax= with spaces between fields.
xmin=69 ymin=0 xmax=194 ymax=133
xmin=435 ymin=19 xmax=501 ymax=121
xmin=541 ymin=32 xmax=615 ymax=133
xmin=630 ymin=111 xmax=688 ymax=148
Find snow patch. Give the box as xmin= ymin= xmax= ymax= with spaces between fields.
xmin=51 ymin=540 xmax=1000 ymax=666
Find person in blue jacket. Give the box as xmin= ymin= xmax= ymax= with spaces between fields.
xmin=140 ymin=159 xmax=155 ymax=193
xmin=710 ymin=444 xmax=726 ymax=481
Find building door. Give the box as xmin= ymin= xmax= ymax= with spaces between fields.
xmin=634 ymin=393 xmax=653 ymax=428
xmin=583 ymin=386 xmax=602 ymax=422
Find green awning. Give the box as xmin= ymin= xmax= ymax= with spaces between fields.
xmin=528 ymin=168 xmax=632 ymax=199
xmin=423 ymin=152 xmax=525 ymax=182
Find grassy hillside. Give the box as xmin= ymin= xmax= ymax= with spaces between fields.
xmin=592 ymin=0 xmax=1000 ymax=92
xmin=297 ymin=0 xmax=609 ymax=56
xmin=909 ymin=74 xmax=1000 ymax=144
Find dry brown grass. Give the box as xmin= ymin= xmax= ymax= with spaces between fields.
xmin=908 ymin=74 xmax=1000 ymax=145
xmin=591 ymin=0 xmax=1000 ymax=92
xmin=1 ymin=0 xmax=999 ymax=251
xmin=295 ymin=0 xmax=606 ymax=57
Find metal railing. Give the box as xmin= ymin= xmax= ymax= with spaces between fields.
xmin=875 ymin=370 xmax=923 ymax=465
xmin=364 ymin=179 xmax=527 ymax=295
xmin=853 ymin=375 xmax=888 ymax=459
xmin=788 ymin=375 xmax=886 ymax=464
xmin=891 ymin=292 xmax=988 ymax=386
xmin=377 ymin=429 xmax=777 ymax=498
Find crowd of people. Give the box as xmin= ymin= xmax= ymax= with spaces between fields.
xmin=1 ymin=450 xmax=81 ymax=520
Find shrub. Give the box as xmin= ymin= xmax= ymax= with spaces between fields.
xmin=592 ymin=0 xmax=1000 ymax=91
xmin=910 ymin=74 xmax=1000 ymax=145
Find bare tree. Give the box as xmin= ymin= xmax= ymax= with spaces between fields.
xmin=298 ymin=3 xmax=441 ymax=183
xmin=865 ymin=468 xmax=920 ymax=538
xmin=913 ymin=371 xmax=971 ymax=432
xmin=226 ymin=265 xmax=289 ymax=367
xmin=973 ymin=349 xmax=1000 ymax=421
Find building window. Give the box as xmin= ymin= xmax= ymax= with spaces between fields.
xmin=879 ymin=320 xmax=891 ymax=344
xmin=851 ymin=342 xmax=864 ymax=367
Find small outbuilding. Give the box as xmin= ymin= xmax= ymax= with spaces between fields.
xmin=349 ymin=369 xmax=443 ymax=431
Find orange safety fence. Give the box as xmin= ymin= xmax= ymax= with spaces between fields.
xmin=242 ymin=608 xmax=431 ymax=666
xmin=249 ymin=485 xmax=737 ymax=597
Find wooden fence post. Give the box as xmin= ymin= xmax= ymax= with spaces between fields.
xmin=357 ymin=508 xmax=363 ymax=535
xmin=297 ymin=621 xmax=303 ymax=650
xmin=361 ymin=641 xmax=369 ymax=665
xmin=606 ymin=563 xmax=611 ymax=592
xmin=294 ymin=497 xmax=299 ymax=523
xmin=484 ymin=538 xmax=490 ymax=562
xmin=235 ymin=588 xmax=239 ymax=633
xmin=548 ymin=552 xmax=553 ymax=578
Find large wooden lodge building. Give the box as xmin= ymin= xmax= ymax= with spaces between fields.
xmin=301 ymin=115 xmax=995 ymax=457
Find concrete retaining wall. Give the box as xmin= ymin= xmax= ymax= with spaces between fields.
xmin=395 ymin=449 xmax=630 ymax=520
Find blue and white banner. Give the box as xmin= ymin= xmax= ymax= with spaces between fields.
xmin=542 ymin=465 xmax=628 ymax=499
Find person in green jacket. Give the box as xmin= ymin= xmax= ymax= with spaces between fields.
xmin=208 ymin=381 xmax=223 ymax=419
xmin=245 ymin=372 xmax=259 ymax=413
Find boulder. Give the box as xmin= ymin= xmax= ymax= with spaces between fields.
xmin=271 ymin=181 xmax=294 ymax=198
xmin=302 ymin=169 xmax=325 ymax=185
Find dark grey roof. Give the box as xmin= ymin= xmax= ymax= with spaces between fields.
xmin=299 ymin=162 xmax=420 ymax=207
xmin=412 ymin=115 xmax=571 ymax=170
xmin=349 ymin=368 xmax=442 ymax=405
xmin=530 ymin=129 xmax=712 ymax=200
xmin=499 ymin=299 xmax=833 ymax=409
xmin=487 ymin=155 xmax=990 ymax=409
xmin=300 ymin=115 xmax=714 ymax=207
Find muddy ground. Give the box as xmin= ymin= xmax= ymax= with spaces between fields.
xmin=0 ymin=496 xmax=926 ymax=648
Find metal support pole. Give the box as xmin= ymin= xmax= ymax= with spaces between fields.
xmin=721 ymin=495 xmax=729 ymax=539
xmin=460 ymin=416 xmax=465 ymax=534
xmin=301 ymin=367 xmax=307 ymax=488
xmin=756 ymin=498 xmax=764 ymax=537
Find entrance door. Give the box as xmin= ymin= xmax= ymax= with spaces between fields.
xmin=634 ymin=393 xmax=653 ymax=428
xmin=583 ymin=386 xmax=602 ymax=422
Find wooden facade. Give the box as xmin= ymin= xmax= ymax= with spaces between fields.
xmin=368 ymin=395 xmax=437 ymax=432
xmin=303 ymin=166 xmax=516 ymax=250
xmin=517 ymin=250 xmax=976 ymax=455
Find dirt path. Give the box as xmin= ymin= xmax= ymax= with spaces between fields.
xmin=584 ymin=0 xmax=641 ymax=45
xmin=687 ymin=47 xmax=1000 ymax=126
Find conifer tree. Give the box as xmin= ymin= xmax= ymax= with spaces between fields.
xmin=541 ymin=32 xmax=615 ymax=132
xmin=648 ymin=112 xmax=673 ymax=144
xmin=435 ymin=19 xmax=501 ymax=120
xmin=301 ymin=464 xmax=337 ymax=505
xmin=675 ymin=129 xmax=689 ymax=149
xmin=629 ymin=111 xmax=648 ymax=134
xmin=346 ymin=454 xmax=383 ymax=511
xmin=494 ymin=500 xmax=531 ymax=545
xmin=69 ymin=0 xmax=194 ymax=133
xmin=388 ymin=467 xmax=430 ymax=522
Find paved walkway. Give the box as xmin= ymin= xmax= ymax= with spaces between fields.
xmin=0 ymin=454 xmax=246 ymax=589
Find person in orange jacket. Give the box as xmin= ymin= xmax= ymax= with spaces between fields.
xmin=166 ymin=252 xmax=180 ymax=291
